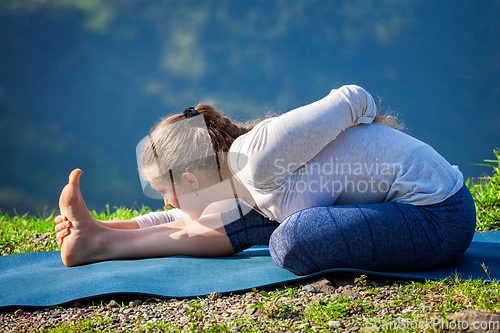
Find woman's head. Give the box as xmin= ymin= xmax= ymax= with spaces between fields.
xmin=140 ymin=104 xmax=253 ymax=214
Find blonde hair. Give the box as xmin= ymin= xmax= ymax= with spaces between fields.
xmin=373 ymin=98 xmax=404 ymax=130
xmin=374 ymin=112 xmax=403 ymax=130
xmin=140 ymin=104 xmax=254 ymax=185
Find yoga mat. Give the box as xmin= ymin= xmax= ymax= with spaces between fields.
xmin=1 ymin=231 xmax=499 ymax=308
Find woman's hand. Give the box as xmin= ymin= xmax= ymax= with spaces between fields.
xmin=54 ymin=215 xmax=71 ymax=248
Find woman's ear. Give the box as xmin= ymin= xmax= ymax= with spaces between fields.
xmin=181 ymin=172 xmax=199 ymax=189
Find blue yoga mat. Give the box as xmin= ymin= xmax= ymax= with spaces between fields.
xmin=1 ymin=231 xmax=499 ymax=308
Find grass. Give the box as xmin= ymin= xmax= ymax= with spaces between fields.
xmin=1 ymin=150 xmax=499 ymax=332
xmin=466 ymin=148 xmax=500 ymax=231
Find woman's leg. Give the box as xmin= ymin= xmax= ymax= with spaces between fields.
xmin=269 ymin=185 xmax=476 ymax=275
xmin=58 ymin=169 xmax=234 ymax=266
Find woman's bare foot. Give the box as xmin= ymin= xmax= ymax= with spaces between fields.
xmin=58 ymin=169 xmax=107 ymax=266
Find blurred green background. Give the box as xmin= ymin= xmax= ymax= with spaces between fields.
xmin=0 ymin=0 xmax=499 ymax=215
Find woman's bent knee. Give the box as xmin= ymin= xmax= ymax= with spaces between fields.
xmin=269 ymin=212 xmax=319 ymax=275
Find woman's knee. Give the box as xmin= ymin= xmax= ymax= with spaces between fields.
xmin=268 ymin=212 xmax=319 ymax=275
xmin=268 ymin=226 xmax=286 ymax=268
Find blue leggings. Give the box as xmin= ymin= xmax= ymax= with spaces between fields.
xmin=224 ymin=184 xmax=476 ymax=275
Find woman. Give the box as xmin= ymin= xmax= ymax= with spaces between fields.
xmin=55 ymin=85 xmax=476 ymax=274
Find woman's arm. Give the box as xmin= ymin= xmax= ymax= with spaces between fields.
xmin=98 ymin=219 xmax=140 ymax=229
xmin=133 ymin=209 xmax=189 ymax=228
xmin=55 ymin=199 xmax=253 ymax=246
xmin=56 ymin=214 xmax=141 ymax=230
xmin=55 ymin=208 xmax=189 ymax=232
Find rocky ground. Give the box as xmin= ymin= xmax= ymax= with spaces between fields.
xmin=1 ymin=274 xmax=499 ymax=333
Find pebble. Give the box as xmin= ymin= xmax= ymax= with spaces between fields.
xmin=302 ymin=284 xmax=317 ymax=293
xmin=129 ymin=299 xmax=142 ymax=307
xmin=209 ymin=291 xmax=223 ymax=300
xmin=108 ymin=300 xmax=118 ymax=307
xmin=328 ymin=320 xmax=342 ymax=328
xmin=309 ymin=278 xmax=337 ymax=294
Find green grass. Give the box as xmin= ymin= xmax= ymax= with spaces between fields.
xmin=1 ymin=151 xmax=500 ymax=332
xmin=466 ymin=148 xmax=500 ymax=231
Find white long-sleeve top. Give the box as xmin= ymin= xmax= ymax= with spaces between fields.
xmin=134 ymin=209 xmax=189 ymax=229
xmin=229 ymin=85 xmax=463 ymax=222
